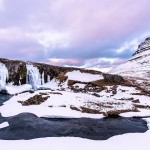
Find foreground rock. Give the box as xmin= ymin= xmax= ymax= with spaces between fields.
xmin=0 ymin=113 xmax=148 ymax=140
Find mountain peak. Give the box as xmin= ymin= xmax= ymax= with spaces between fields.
xmin=110 ymin=37 xmax=150 ymax=92
xmin=132 ymin=37 xmax=150 ymax=56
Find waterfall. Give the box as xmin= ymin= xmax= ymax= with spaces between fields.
xmin=0 ymin=63 xmax=9 ymax=90
xmin=26 ymin=64 xmax=44 ymax=90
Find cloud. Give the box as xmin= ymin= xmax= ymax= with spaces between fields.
xmin=115 ymin=32 xmax=150 ymax=54
xmin=80 ymin=57 xmax=126 ymax=71
xmin=48 ymin=58 xmax=81 ymax=66
xmin=26 ymin=31 xmax=71 ymax=49
xmin=0 ymin=0 xmax=4 ymax=11
xmin=0 ymin=0 xmax=150 ymax=69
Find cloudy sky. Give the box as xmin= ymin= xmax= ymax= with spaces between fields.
xmin=0 ymin=0 xmax=150 ymax=72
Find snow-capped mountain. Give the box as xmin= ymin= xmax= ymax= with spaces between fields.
xmin=111 ymin=37 xmax=150 ymax=79
xmin=110 ymin=38 xmax=150 ymax=92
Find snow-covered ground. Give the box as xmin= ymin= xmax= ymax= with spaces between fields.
xmin=0 ymin=118 xmax=150 ymax=150
xmin=0 ymin=85 xmax=150 ymax=118
xmin=66 ymin=70 xmax=104 ymax=82
xmin=0 ymin=60 xmax=150 ymax=149
xmin=5 ymin=84 xmax=32 ymax=95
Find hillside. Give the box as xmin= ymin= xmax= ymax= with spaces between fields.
xmin=110 ymin=38 xmax=150 ymax=92
xmin=0 ymin=58 xmax=149 ymax=118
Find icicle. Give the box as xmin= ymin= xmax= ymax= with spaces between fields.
xmin=0 ymin=63 xmax=9 ymax=91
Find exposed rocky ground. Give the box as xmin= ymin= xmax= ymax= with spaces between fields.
xmin=18 ymin=94 xmax=50 ymax=106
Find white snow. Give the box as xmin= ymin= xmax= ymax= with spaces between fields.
xmin=0 ymin=122 xmax=9 ymax=129
xmin=0 ymin=90 xmax=104 ymax=118
xmin=110 ymin=38 xmax=150 ymax=80
xmin=0 ymin=127 xmax=150 ymax=150
xmin=1 ymin=85 xmax=149 ymax=118
xmin=5 ymin=84 xmax=32 ymax=94
xmin=66 ymin=70 xmax=103 ymax=82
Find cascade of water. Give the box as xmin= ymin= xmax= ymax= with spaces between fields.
xmin=26 ymin=64 xmax=44 ymax=90
xmin=0 ymin=63 xmax=9 ymax=90
xmin=41 ymin=72 xmax=45 ymax=85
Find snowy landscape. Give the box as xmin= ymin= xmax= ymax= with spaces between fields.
xmin=0 ymin=0 xmax=150 ymax=149
xmin=0 ymin=37 xmax=150 ymax=149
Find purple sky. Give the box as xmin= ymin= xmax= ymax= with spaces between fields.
xmin=0 ymin=0 xmax=150 ymax=72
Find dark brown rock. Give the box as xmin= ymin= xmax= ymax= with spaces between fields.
xmin=18 ymin=94 xmax=50 ymax=106
xmin=103 ymin=74 xmax=125 ymax=84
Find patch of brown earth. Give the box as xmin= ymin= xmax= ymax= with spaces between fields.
xmin=18 ymin=94 xmax=50 ymax=106
xmin=80 ymin=107 xmax=103 ymax=114
xmin=134 ymin=104 xmax=150 ymax=109
xmin=103 ymin=109 xmax=139 ymax=117
xmin=57 ymin=72 xmax=68 ymax=83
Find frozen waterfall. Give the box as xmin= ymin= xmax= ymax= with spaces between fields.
xmin=26 ymin=64 xmax=44 ymax=90
xmin=0 ymin=63 xmax=9 ymax=91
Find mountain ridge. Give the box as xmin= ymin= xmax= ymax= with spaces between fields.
xmin=110 ymin=37 xmax=150 ymax=92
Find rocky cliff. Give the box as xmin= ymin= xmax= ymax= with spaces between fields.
xmin=0 ymin=58 xmax=124 ymax=93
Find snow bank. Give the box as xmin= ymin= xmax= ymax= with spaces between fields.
xmin=0 ymin=129 xmax=150 ymax=150
xmin=5 ymin=84 xmax=32 ymax=94
xmin=66 ymin=70 xmax=103 ymax=82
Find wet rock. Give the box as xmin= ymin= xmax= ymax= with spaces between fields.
xmin=92 ymin=93 xmax=100 ymax=97
xmin=132 ymin=99 xmax=140 ymax=103
xmin=0 ymin=89 xmax=8 ymax=95
xmin=103 ymin=74 xmax=125 ymax=84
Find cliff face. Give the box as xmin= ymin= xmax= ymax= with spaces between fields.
xmin=0 ymin=58 xmax=124 ymax=92
xmin=0 ymin=58 xmax=27 ymax=85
